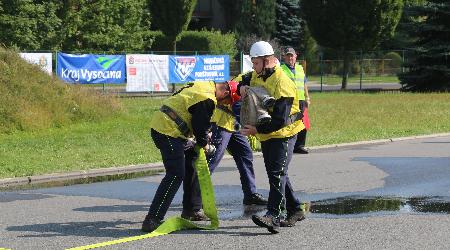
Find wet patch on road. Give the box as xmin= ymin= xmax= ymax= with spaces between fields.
xmin=219 ymin=196 xmax=450 ymax=220
xmin=0 ymin=192 xmax=53 ymax=203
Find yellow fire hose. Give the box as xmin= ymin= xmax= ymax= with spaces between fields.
xmin=67 ymin=146 xmax=218 ymax=250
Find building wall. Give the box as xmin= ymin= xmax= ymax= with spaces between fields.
xmin=191 ymin=0 xmax=226 ymax=31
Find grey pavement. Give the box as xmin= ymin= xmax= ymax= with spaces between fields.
xmin=1 ymin=134 xmax=450 ymax=249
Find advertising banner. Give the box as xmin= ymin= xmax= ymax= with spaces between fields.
xmin=19 ymin=53 xmax=52 ymax=74
xmin=169 ymin=55 xmax=229 ymax=83
xmin=57 ymin=53 xmax=125 ymax=84
xmin=125 ymin=54 xmax=169 ymax=92
xmin=242 ymin=54 xmax=253 ymax=74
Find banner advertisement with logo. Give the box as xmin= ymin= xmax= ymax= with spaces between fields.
xmin=19 ymin=53 xmax=53 ymax=74
xmin=169 ymin=55 xmax=229 ymax=83
xmin=125 ymin=54 xmax=169 ymax=92
xmin=57 ymin=53 xmax=126 ymax=84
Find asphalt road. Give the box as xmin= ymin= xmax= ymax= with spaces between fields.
xmin=1 ymin=135 xmax=450 ymax=250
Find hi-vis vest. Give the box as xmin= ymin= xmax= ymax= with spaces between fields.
xmin=151 ymin=81 xmax=217 ymax=138
xmin=280 ymin=63 xmax=306 ymax=101
xmin=249 ymin=66 xmax=305 ymax=141
xmin=210 ymin=104 xmax=236 ymax=132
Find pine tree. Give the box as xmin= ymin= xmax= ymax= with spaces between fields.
xmin=274 ymin=0 xmax=302 ymax=49
xmin=236 ymin=0 xmax=276 ymax=40
xmin=399 ymin=0 xmax=450 ymax=91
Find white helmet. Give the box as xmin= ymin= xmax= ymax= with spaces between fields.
xmin=250 ymin=41 xmax=274 ymax=58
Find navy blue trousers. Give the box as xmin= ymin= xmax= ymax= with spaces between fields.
xmin=261 ymin=135 xmax=301 ymax=218
xmin=147 ymin=129 xmax=201 ymax=221
xmin=207 ymin=123 xmax=257 ymax=198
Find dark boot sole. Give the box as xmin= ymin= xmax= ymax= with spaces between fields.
xmin=251 ymin=215 xmax=279 ymax=234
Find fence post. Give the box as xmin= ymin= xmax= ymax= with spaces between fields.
xmin=240 ymin=51 xmax=243 ymax=73
xmin=359 ymin=50 xmax=363 ymax=90
xmin=319 ymin=51 xmax=323 ymax=92
xmin=402 ymin=50 xmax=405 ymax=73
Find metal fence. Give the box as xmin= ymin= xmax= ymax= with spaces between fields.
xmin=301 ymin=50 xmax=409 ymax=91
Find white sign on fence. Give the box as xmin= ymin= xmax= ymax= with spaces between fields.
xmin=242 ymin=54 xmax=253 ymax=74
xmin=19 ymin=53 xmax=52 ymax=74
xmin=126 ymin=54 xmax=169 ymax=92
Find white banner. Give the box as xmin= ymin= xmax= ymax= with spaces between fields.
xmin=242 ymin=54 xmax=253 ymax=74
xmin=19 ymin=53 xmax=52 ymax=74
xmin=126 ymin=54 xmax=169 ymax=92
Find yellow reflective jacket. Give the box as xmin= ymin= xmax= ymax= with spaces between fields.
xmin=211 ymin=105 xmax=236 ymax=132
xmin=280 ymin=63 xmax=306 ymax=100
xmin=249 ymin=66 xmax=305 ymax=141
xmin=150 ymin=81 xmax=217 ymax=138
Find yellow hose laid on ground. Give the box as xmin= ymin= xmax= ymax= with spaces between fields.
xmin=67 ymin=146 xmax=218 ymax=250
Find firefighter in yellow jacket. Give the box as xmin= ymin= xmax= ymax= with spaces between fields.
xmin=240 ymin=41 xmax=306 ymax=234
xmin=141 ymin=81 xmax=238 ymax=233
xmin=207 ymin=81 xmax=267 ymax=206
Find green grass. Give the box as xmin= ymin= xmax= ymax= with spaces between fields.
xmin=308 ymin=75 xmax=399 ymax=85
xmin=1 ymin=92 xmax=450 ymax=179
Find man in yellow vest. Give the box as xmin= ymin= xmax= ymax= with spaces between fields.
xmin=280 ymin=47 xmax=311 ymax=154
xmin=240 ymin=41 xmax=306 ymax=234
xmin=208 ymin=87 xmax=268 ymax=206
xmin=141 ymin=81 xmax=238 ymax=233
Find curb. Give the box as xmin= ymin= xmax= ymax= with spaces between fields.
xmin=2 ymin=132 xmax=450 ymax=188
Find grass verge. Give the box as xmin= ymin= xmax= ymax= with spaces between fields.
xmin=1 ymin=92 xmax=450 ymax=179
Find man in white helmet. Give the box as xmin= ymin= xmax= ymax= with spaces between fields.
xmin=239 ymin=41 xmax=306 ymax=233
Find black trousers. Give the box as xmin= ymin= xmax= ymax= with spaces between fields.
xmin=147 ymin=129 xmax=201 ymax=221
xmin=261 ymin=136 xmax=301 ymax=218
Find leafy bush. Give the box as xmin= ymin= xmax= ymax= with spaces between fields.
xmin=0 ymin=48 xmax=122 ymax=133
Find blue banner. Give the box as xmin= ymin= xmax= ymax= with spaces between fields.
xmin=57 ymin=53 xmax=126 ymax=84
xmin=169 ymin=55 xmax=229 ymax=83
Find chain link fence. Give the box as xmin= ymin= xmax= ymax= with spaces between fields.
xmin=302 ymin=50 xmax=410 ymax=90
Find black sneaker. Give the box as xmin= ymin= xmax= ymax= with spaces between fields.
xmin=141 ymin=215 xmax=162 ymax=233
xmin=181 ymin=209 xmax=210 ymax=221
xmin=243 ymin=193 xmax=268 ymax=205
xmin=280 ymin=209 xmax=305 ymax=227
xmin=293 ymin=147 xmax=309 ymax=154
xmin=252 ymin=214 xmax=280 ymax=234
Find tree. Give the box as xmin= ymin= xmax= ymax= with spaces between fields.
xmin=382 ymin=0 xmax=426 ymax=49
xmin=0 ymin=0 xmax=61 ymax=50
xmin=150 ymin=0 xmax=197 ymax=51
xmin=235 ymin=0 xmax=276 ymax=51
xmin=58 ymin=0 xmax=149 ymax=52
xmin=274 ymin=0 xmax=302 ymax=49
xmin=399 ymin=0 xmax=450 ymax=91
xmin=302 ymin=0 xmax=404 ymax=89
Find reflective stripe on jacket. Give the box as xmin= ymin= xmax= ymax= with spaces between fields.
xmin=150 ymin=81 xmax=217 ymax=138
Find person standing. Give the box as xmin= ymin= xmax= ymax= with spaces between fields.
xmin=141 ymin=81 xmax=238 ymax=233
xmin=240 ymin=41 xmax=306 ymax=234
xmin=208 ymin=92 xmax=268 ymax=206
xmin=280 ymin=47 xmax=311 ymax=154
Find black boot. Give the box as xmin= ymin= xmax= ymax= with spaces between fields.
xmin=181 ymin=209 xmax=210 ymax=221
xmin=141 ymin=215 xmax=162 ymax=233
xmin=280 ymin=209 xmax=305 ymax=227
xmin=251 ymin=214 xmax=280 ymax=234
xmin=243 ymin=193 xmax=268 ymax=205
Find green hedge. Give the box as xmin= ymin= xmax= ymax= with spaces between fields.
xmin=147 ymin=30 xmax=237 ymax=58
